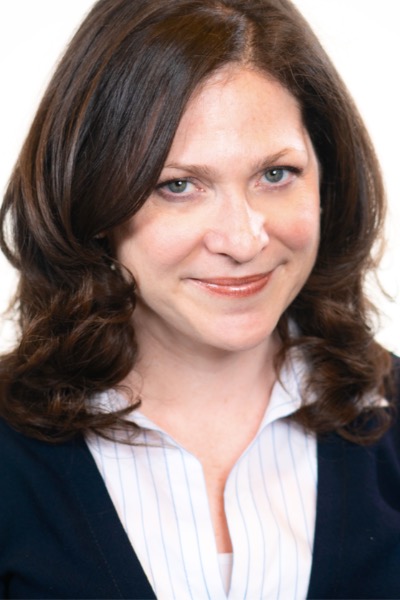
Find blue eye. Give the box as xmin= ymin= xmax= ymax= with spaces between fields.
xmin=165 ymin=180 xmax=190 ymax=193
xmin=155 ymin=178 xmax=198 ymax=200
xmin=263 ymin=168 xmax=286 ymax=183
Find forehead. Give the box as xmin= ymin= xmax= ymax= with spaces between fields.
xmin=166 ymin=66 xmax=309 ymax=164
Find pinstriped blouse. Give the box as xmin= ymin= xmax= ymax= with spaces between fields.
xmin=87 ymin=355 xmax=317 ymax=599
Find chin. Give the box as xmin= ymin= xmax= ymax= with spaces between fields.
xmin=200 ymin=320 xmax=279 ymax=354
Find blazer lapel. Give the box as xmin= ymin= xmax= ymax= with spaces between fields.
xmin=65 ymin=436 xmax=156 ymax=599
xmin=306 ymin=433 xmax=347 ymax=598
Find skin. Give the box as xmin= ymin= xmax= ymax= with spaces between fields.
xmin=114 ymin=65 xmax=321 ymax=552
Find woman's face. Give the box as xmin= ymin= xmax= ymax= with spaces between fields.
xmin=114 ymin=67 xmax=320 ymax=354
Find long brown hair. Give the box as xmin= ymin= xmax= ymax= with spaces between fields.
xmin=0 ymin=0 xmax=393 ymax=442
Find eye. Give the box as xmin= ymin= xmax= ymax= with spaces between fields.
xmin=164 ymin=179 xmax=192 ymax=194
xmin=262 ymin=168 xmax=289 ymax=184
xmin=155 ymin=178 xmax=199 ymax=200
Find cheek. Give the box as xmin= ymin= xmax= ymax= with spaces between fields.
xmin=279 ymin=201 xmax=320 ymax=253
xmin=117 ymin=216 xmax=202 ymax=274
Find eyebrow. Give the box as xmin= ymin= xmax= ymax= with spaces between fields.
xmin=162 ymin=147 xmax=308 ymax=179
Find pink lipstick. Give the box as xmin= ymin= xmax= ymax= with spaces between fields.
xmin=190 ymin=272 xmax=272 ymax=297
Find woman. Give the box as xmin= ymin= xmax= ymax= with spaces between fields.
xmin=0 ymin=0 xmax=399 ymax=598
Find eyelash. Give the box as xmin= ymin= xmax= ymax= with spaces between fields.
xmin=155 ymin=166 xmax=302 ymax=200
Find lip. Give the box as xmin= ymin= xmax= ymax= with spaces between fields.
xmin=189 ymin=272 xmax=272 ymax=298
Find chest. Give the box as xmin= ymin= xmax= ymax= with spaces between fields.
xmin=88 ymin=419 xmax=317 ymax=599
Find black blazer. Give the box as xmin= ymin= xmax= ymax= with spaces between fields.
xmin=1 ymin=372 xmax=400 ymax=599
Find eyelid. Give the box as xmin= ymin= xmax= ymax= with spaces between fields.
xmin=156 ymin=177 xmax=197 ymax=189
xmin=263 ymin=165 xmax=302 ymax=176
xmin=156 ymin=176 xmax=194 ymax=188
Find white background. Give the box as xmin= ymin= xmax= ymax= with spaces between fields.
xmin=0 ymin=1 xmax=399 ymax=353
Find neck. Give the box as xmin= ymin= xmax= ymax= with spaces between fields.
xmin=122 ymin=324 xmax=281 ymax=557
xmin=123 ymin=326 xmax=281 ymax=501
xmin=123 ymin=326 xmax=279 ymax=426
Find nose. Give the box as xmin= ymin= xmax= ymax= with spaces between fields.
xmin=203 ymin=194 xmax=269 ymax=263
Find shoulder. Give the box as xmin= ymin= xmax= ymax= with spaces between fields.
xmin=317 ymin=353 xmax=400 ymax=476
xmin=390 ymin=353 xmax=400 ymax=400
xmin=0 ymin=416 xmax=103 ymax=553
xmin=0 ymin=416 xmax=68 ymax=468
xmin=381 ymin=352 xmax=400 ymax=454
xmin=362 ymin=352 xmax=400 ymax=455
xmin=0 ymin=417 xmax=93 ymax=508
xmin=381 ymin=353 xmax=400 ymax=446
xmin=311 ymin=357 xmax=400 ymax=597
xmin=0 ymin=417 xmax=47 ymax=473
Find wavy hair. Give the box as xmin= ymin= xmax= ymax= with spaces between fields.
xmin=0 ymin=0 xmax=393 ymax=442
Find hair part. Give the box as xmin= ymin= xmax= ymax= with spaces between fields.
xmin=0 ymin=0 xmax=393 ymax=442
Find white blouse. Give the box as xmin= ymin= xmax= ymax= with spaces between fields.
xmin=87 ymin=355 xmax=317 ymax=599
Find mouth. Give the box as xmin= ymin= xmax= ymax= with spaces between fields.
xmin=189 ymin=272 xmax=272 ymax=298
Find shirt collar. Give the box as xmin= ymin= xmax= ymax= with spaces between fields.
xmin=256 ymin=348 xmax=308 ymax=431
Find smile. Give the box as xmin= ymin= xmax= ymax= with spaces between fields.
xmin=189 ymin=272 xmax=272 ymax=298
